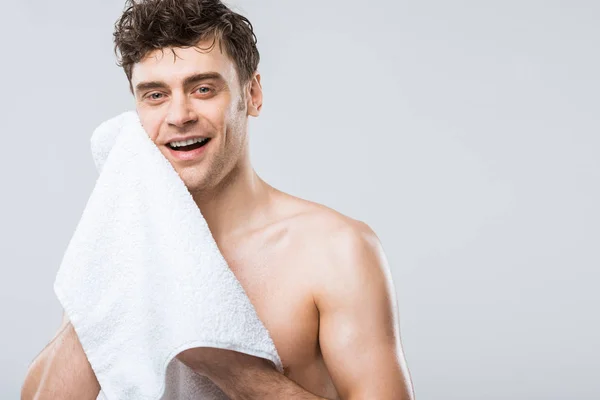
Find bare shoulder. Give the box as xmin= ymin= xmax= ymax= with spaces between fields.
xmin=277 ymin=194 xmax=375 ymax=239
xmin=278 ymin=194 xmax=389 ymax=292
xmin=278 ymin=196 xmax=411 ymax=398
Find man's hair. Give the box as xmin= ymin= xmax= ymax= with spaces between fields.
xmin=113 ymin=0 xmax=260 ymax=94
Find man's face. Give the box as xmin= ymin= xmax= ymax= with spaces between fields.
xmin=131 ymin=39 xmax=257 ymax=195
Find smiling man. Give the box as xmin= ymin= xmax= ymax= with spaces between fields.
xmin=21 ymin=1 xmax=414 ymax=399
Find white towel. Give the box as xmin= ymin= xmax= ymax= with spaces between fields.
xmin=53 ymin=110 xmax=283 ymax=400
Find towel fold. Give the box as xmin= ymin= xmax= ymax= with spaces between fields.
xmin=53 ymin=110 xmax=282 ymax=400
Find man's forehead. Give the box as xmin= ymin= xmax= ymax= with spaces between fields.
xmin=131 ymin=44 xmax=237 ymax=86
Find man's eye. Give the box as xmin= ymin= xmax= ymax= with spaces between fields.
xmin=197 ymin=87 xmax=213 ymax=94
xmin=147 ymin=93 xmax=163 ymax=100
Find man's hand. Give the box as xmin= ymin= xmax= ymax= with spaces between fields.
xmin=176 ymin=348 xmax=330 ymax=399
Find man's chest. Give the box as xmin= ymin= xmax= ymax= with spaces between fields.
xmin=216 ymin=230 xmax=320 ymax=374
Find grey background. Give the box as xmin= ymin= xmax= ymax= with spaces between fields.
xmin=1 ymin=0 xmax=598 ymax=399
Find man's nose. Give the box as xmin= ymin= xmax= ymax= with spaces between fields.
xmin=165 ymin=95 xmax=197 ymax=127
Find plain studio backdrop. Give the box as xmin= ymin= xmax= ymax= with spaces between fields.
xmin=1 ymin=0 xmax=598 ymax=399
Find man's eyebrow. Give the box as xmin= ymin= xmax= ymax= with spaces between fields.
xmin=134 ymin=72 xmax=225 ymax=95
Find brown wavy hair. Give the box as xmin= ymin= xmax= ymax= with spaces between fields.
xmin=113 ymin=0 xmax=260 ymax=94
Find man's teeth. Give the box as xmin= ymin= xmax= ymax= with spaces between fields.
xmin=169 ymin=137 xmax=209 ymax=148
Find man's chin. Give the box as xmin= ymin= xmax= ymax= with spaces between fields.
xmin=180 ymin=176 xmax=211 ymax=196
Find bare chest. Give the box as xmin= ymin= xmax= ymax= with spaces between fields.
xmin=210 ymin=205 xmax=342 ymax=398
xmin=223 ymin=245 xmax=338 ymax=398
xmin=219 ymin=238 xmax=320 ymax=375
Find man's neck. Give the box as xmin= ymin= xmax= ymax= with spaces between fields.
xmin=190 ymin=155 xmax=274 ymax=243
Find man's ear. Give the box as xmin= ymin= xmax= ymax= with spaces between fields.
xmin=246 ymin=72 xmax=263 ymax=117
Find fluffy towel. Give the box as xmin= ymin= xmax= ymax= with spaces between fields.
xmin=53 ymin=111 xmax=283 ymax=400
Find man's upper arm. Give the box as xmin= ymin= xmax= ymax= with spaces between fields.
xmin=314 ymin=221 xmax=414 ymax=400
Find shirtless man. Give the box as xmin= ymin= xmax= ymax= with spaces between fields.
xmin=21 ymin=1 xmax=414 ymax=399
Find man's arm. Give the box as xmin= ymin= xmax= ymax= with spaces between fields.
xmin=314 ymin=221 xmax=415 ymax=400
xmin=177 ymin=347 xmax=330 ymax=399
xmin=21 ymin=312 xmax=100 ymax=400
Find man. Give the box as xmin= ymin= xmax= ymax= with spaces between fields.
xmin=21 ymin=0 xmax=414 ymax=399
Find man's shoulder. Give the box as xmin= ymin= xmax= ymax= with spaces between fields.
xmin=285 ymin=200 xmax=390 ymax=313
xmin=282 ymin=197 xmax=374 ymax=243
xmin=282 ymin=197 xmax=381 ymax=266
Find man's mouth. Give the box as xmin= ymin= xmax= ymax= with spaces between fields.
xmin=167 ymin=138 xmax=211 ymax=152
